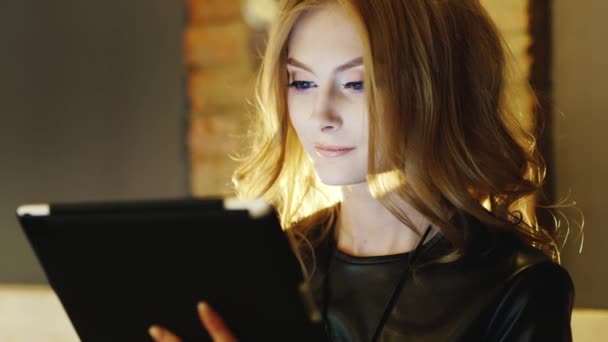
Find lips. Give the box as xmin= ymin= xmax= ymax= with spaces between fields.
xmin=314 ymin=144 xmax=356 ymax=157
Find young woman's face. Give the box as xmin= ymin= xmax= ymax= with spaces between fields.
xmin=287 ymin=4 xmax=368 ymax=186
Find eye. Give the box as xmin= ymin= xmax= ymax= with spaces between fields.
xmin=288 ymin=81 xmax=318 ymax=92
xmin=343 ymin=81 xmax=364 ymax=92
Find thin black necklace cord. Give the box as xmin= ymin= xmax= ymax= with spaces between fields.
xmin=322 ymin=236 xmax=335 ymax=339
xmin=370 ymin=224 xmax=433 ymax=342
xmin=322 ymin=224 xmax=434 ymax=342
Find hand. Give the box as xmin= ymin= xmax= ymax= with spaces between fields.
xmin=148 ymin=302 xmax=238 ymax=342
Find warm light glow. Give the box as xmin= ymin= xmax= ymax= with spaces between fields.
xmin=367 ymin=169 xmax=407 ymax=199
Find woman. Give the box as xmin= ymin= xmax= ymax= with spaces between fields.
xmin=150 ymin=0 xmax=574 ymax=341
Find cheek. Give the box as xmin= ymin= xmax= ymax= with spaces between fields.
xmin=347 ymin=98 xmax=369 ymax=139
xmin=287 ymin=97 xmax=297 ymax=126
xmin=287 ymin=96 xmax=311 ymax=133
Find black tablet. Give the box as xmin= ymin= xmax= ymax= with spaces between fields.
xmin=16 ymin=197 xmax=327 ymax=342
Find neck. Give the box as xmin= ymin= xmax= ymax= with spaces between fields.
xmin=335 ymin=182 xmax=439 ymax=256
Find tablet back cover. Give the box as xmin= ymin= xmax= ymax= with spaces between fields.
xmin=17 ymin=198 xmax=327 ymax=342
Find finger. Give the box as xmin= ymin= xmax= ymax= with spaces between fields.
xmin=198 ymin=302 xmax=238 ymax=342
xmin=148 ymin=325 xmax=182 ymax=342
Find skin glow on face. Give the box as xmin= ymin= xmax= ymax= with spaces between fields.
xmin=287 ymin=4 xmax=369 ymax=186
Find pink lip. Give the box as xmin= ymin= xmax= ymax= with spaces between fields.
xmin=314 ymin=144 xmax=356 ymax=157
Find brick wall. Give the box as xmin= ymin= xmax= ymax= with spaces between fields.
xmin=482 ymin=0 xmax=534 ymax=129
xmin=186 ymin=0 xmax=534 ymax=196
xmin=186 ymin=0 xmax=255 ymax=196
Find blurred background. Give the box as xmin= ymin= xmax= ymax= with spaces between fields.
xmin=0 ymin=0 xmax=606 ymax=340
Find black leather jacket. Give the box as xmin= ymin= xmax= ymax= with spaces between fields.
xmin=308 ymin=215 xmax=574 ymax=341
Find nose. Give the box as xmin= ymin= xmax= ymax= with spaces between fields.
xmin=312 ymin=86 xmax=342 ymax=132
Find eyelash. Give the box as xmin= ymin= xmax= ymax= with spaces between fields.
xmin=343 ymin=82 xmax=364 ymax=91
xmin=288 ymin=81 xmax=317 ymax=91
xmin=287 ymin=81 xmax=364 ymax=93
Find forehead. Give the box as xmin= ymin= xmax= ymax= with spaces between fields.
xmin=287 ymin=4 xmax=363 ymax=62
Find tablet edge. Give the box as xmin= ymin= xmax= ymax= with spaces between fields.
xmin=223 ymin=198 xmax=272 ymax=219
xmin=16 ymin=204 xmax=51 ymax=217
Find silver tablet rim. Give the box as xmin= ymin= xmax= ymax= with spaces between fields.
xmin=16 ymin=204 xmax=51 ymax=217
xmin=223 ymin=198 xmax=272 ymax=219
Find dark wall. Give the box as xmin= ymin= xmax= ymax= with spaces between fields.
xmin=0 ymin=1 xmax=188 ymax=283
xmin=554 ymin=0 xmax=608 ymax=308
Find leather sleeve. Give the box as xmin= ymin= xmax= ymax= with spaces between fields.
xmin=484 ymin=261 xmax=575 ymax=341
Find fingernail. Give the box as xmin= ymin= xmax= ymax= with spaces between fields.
xmin=198 ymin=301 xmax=220 ymax=329
xmin=148 ymin=325 xmax=163 ymax=340
xmin=198 ymin=301 xmax=209 ymax=314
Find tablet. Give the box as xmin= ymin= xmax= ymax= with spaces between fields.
xmin=16 ymin=197 xmax=328 ymax=342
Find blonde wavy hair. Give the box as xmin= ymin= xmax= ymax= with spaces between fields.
xmin=232 ymin=0 xmax=571 ymax=274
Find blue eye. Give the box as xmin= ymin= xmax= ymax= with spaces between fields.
xmin=288 ymin=81 xmax=317 ymax=91
xmin=343 ymin=81 xmax=364 ymax=91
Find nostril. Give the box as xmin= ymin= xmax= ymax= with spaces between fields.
xmin=321 ymin=124 xmax=336 ymax=132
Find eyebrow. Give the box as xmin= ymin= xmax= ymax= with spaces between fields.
xmin=286 ymin=56 xmax=363 ymax=74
